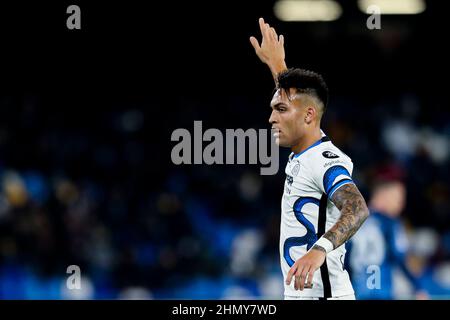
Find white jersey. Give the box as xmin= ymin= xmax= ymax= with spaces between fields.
xmin=280 ymin=135 xmax=355 ymax=298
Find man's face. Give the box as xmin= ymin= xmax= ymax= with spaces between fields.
xmin=269 ymin=88 xmax=308 ymax=147
xmin=383 ymin=182 xmax=406 ymax=217
xmin=371 ymin=181 xmax=406 ymax=217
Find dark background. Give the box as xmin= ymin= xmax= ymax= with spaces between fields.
xmin=0 ymin=0 xmax=449 ymax=298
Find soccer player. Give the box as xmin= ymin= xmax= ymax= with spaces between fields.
xmin=250 ymin=18 xmax=370 ymax=300
xmin=347 ymin=176 xmax=429 ymax=299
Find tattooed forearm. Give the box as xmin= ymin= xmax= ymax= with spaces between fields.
xmin=312 ymin=244 xmax=327 ymax=254
xmin=324 ymin=183 xmax=369 ymax=249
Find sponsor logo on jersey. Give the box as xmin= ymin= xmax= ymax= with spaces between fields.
xmin=286 ymin=175 xmax=293 ymax=186
xmin=285 ymin=175 xmax=293 ymax=194
xmin=324 ymin=160 xmax=342 ymax=168
xmin=322 ymin=151 xmax=339 ymax=159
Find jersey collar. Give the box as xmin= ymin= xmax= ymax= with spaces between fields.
xmin=292 ymin=136 xmax=331 ymax=159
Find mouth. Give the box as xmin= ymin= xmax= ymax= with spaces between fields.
xmin=272 ymin=127 xmax=281 ymax=138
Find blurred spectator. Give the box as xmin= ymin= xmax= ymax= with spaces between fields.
xmin=346 ymin=171 xmax=429 ymax=300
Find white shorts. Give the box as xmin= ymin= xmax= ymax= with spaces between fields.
xmin=284 ymin=294 xmax=356 ymax=300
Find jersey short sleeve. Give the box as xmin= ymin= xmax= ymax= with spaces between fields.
xmin=308 ymin=147 xmax=355 ymax=198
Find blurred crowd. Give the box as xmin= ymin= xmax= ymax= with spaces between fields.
xmin=0 ymin=91 xmax=449 ymax=299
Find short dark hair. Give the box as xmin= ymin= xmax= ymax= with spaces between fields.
xmin=277 ymin=68 xmax=329 ymax=110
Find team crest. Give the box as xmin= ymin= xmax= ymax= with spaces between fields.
xmin=291 ymin=163 xmax=300 ymax=176
xmin=322 ymin=151 xmax=339 ymax=159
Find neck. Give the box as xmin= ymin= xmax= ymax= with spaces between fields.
xmin=291 ymin=128 xmax=322 ymax=154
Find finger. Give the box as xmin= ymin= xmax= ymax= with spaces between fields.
xmin=259 ymin=18 xmax=267 ymax=37
xmin=306 ymin=267 xmax=315 ymax=289
xmin=270 ymin=27 xmax=278 ymax=41
xmin=294 ymin=272 xmax=303 ymax=291
xmin=294 ymin=266 xmax=304 ymax=290
xmin=264 ymin=23 xmax=272 ymax=38
xmin=259 ymin=17 xmax=265 ymax=30
xmin=264 ymin=24 xmax=273 ymax=42
xmin=279 ymin=34 xmax=284 ymax=46
xmin=300 ymin=266 xmax=311 ymax=291
xmin=286 ymin=265 xmax=297 ymax=285
xmin=249 ymin=36 xmax=261 ymax=51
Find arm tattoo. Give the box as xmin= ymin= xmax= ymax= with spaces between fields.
xmin=324 ymin=183 xmax=369 ymax=250
xmin=311 ymin=244 xmax=326 ymax=254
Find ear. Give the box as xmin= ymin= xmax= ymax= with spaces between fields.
xmin=305 ymin=106 xmax=316 ymax=124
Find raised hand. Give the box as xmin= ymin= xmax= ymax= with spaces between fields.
xmin=250 ymin=18 xmax=287 ymax=83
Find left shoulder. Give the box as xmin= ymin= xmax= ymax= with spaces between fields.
xmin=306 ymin=139 xmax=353 ymax=168
xmin=302 ymin=138 xmax=356 ymax=196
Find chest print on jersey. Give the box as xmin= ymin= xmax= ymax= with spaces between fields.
xmin=286 ymin=175 xmax=293 ymax=186
xmin=322 ymin=151 xmax=339 ymax=159
xmin=291 ymin=163 xmax=300 ymax=176
xmin=285 ymin=175 xmax=293 ymax=194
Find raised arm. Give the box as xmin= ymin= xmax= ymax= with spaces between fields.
xmin=250 ymin=18 xmax=287 ymax=85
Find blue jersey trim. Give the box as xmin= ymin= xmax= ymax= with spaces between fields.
xmin=283 ymin=197 xmax=319 ymax=267
xmin=328 ymin=179 xmax=354 ymax=198
xmin=323 ymin=165 xmax=352 ymax=195
xmin=293 ymin=136 xmax=330 ymax=158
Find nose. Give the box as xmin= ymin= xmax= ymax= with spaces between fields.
xmin=269 ymin=110 xmax=277 ymax=125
